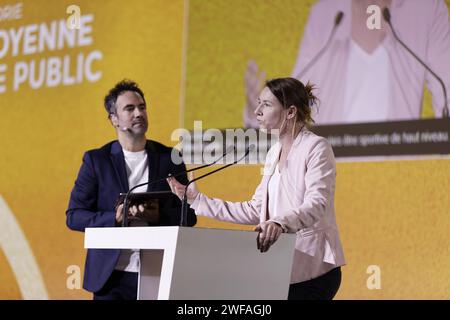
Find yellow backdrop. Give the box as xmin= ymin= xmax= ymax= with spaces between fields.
xmin=0 ymin=0 xmax=449 ymax=299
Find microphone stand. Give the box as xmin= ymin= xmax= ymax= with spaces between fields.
xmin=383 ymin=7 xmax=449 ymax=118
xmin=295 ymin=11 xmax=344 ymax=80
xmin=180 ymin=146 xmax=254 ymax=226
xmin=121 ymin=146 xmax=235 ymax=227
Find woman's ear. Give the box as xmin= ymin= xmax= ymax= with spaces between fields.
xmin=286 ymin=105 xmax=297 ymax=120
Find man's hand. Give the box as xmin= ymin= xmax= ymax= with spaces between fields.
xmin=115 ymin=200 xmax=160 ymax=225
xmin=115 ymin=203 xmax=126 ymax=225
xmin=255 ymin=221 xmax=283 ymax=253
xmin=129 ymin=199 xmax=159 ymax=223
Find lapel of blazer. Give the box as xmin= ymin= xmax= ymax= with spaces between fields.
xmin=260 ymin=128 xmax=307 ymax=222
xmin=145 ymin=140 xmax=160 ymax=191
xmin=110 ymin=141 xmax=129 ymax=191
xmin=260 ymin=143 xmax=281 ymax=223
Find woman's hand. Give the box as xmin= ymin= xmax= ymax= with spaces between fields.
xmin=166 ymin=172 xmax=199 ymax=204
xmin=255 ymin=221 xmax=283 ymax=253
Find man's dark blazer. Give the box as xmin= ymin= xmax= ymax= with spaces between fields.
xmin=66 ymin=140 xmax=196 ymax=293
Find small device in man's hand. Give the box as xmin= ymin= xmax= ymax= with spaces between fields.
xmin=115 ymin=191 xmax=172 ymax=210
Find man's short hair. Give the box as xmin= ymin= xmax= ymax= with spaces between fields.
xmin=104 ymin=80 xmax=146 ymax=117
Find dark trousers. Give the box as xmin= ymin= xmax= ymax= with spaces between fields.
xmin=93 ymin=270 xmax=138 ymax=300
xmin=288 ymin=267 xmax=342 ymax=300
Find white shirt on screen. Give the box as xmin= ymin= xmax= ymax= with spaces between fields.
xmin=342 ymin=40 xmax=391 ymax=123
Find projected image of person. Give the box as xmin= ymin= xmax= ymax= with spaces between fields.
xmin=244 ymin=0 xmax=450 ymax=127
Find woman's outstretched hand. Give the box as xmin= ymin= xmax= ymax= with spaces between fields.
xmin=255 ymin=221 xmax=283 ymax=253
xmin=166 ymin=172 xmax=199 ymax=204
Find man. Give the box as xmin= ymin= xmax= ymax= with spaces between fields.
xmin=66 ymin=79 xmax=196 ymax=300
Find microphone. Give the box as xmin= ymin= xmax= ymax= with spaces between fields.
xmin=179 ymin=144 xmax=256 ymax=226
xmin=294 ymin=11 xmax=344 ymax=79
xmin=121 ymin=145 xmax=236 ymax=227
xmin=383 ymin=7 xmax=449 ymax=118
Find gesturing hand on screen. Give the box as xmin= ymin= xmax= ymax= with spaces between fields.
xmin=166 ymin=172 xmax=199 ymax=204
xmin=244 ymin=59 xmax=266 ymax=129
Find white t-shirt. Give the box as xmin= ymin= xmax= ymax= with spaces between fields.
xmin=342 ymin=40 xmax=391 ymax=123
xmin=115 ymin=149 xmax=149 ymax=273
xmin=267 ymin=164 xmax=281 ymax=219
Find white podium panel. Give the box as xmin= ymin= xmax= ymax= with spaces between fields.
xmin=85 ymin=226 xmax=295 ymax=300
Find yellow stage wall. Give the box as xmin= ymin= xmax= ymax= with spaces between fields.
xmin=0 ymin=0 xmax=449 ymax=299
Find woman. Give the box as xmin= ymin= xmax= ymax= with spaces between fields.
xmin=167 ymin=77 xmax=345 ymax=300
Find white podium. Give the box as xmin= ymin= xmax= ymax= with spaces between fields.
xmin=85 ymin=226 xmax=296 ymax=300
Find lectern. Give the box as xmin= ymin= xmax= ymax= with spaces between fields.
xmin=85 ymin=226 xmax=296 ymax=300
